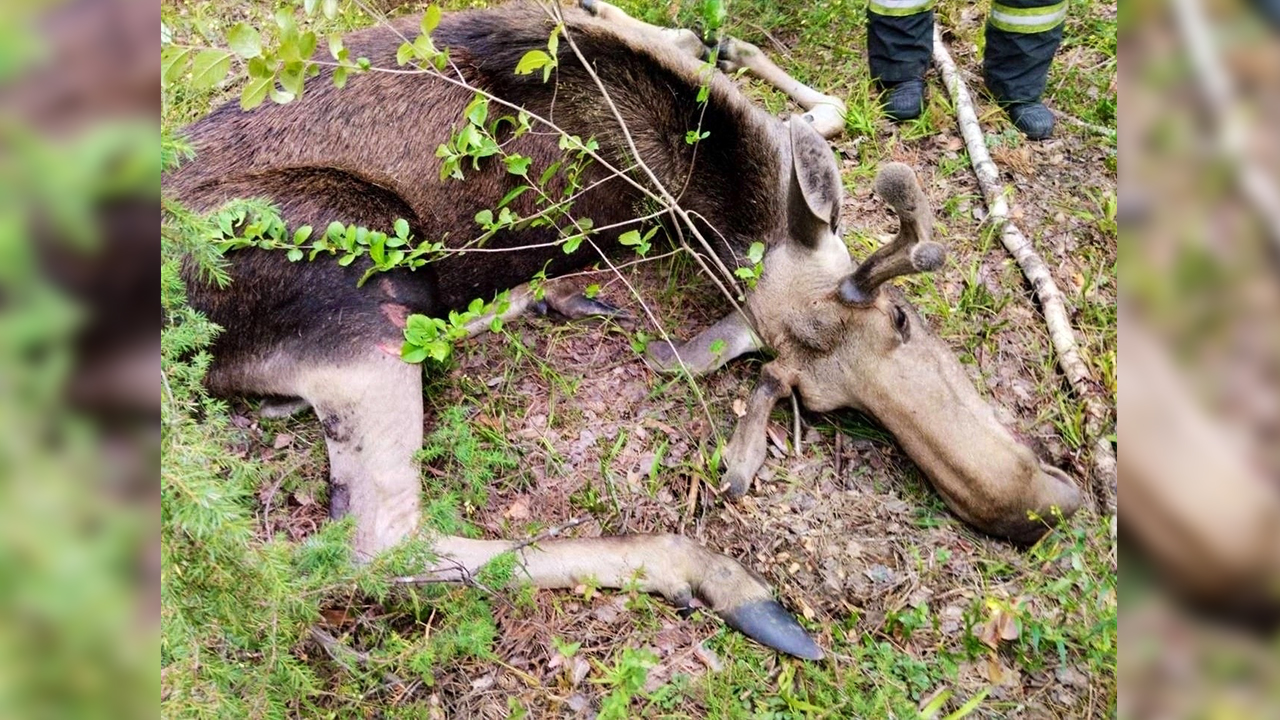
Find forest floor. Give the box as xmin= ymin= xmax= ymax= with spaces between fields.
xmin=162 ymin=0 xmax=1117 ymax=716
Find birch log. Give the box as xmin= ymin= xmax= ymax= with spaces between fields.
xmin=931 ymin=27 xmax=1117 ymax=515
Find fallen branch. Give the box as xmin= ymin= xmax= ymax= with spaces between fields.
xmin=931 ymin=27 xmax=1117 ymax=515
xmin=308 ymin=627 xmax=408 ymax=690
xmin=1049 ymin=109 xmax=1116 ymax=141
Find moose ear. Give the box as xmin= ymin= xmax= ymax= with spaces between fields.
xmin=786 ymin=116 xmax=842 ymax=249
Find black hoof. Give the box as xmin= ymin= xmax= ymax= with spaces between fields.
xmin=329 ymin=483 xmax=350 ymax=520
xmin=721 ymin=599 xmax=823 ymax=660
xmin=570 ymin=295 xmax=628 ymax=320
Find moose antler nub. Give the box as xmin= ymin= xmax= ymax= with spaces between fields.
xmin=837 ymin=163 xmax=945 ymax=305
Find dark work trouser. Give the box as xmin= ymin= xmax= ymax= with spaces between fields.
xmin=867 ymin=0 xmax=1067 ymax=104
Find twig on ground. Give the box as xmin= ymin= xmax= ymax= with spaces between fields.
xmin=1049 ymin=109 xmax=1116 ymax=140
xmin=932 ymin=27 xmax=1117 ymax=515
xmin=791 ymin=393 xmax=802 ymax=457
xmin=509 ymin=515 xmax=593 ymax=553
xmin=308 ymin=626 xmax=408 ymax=689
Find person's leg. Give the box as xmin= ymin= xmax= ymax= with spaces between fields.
xmin=983 ymin=0 xmax=1067 ymax=138
xmin=867 ymin=0 xmax=936 ymax=121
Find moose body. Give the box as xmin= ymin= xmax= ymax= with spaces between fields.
xmin=166 ymin=1 xmax=1081 ymax=659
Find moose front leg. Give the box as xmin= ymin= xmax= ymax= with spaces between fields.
xmin=646 ymin=310 xmax=761 ymax=376
xmin=425 ymin=533 xmax=822 ymax=659
xmin=462 ymin=278 xmax=631 ymax=337
xmin=722 ymin=362 xmax=795 ymax=498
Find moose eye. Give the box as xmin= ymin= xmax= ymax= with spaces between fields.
xmin=891 ymin=304 xmax=910 ymax=340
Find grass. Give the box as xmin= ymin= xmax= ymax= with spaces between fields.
xmin=161 ymin=0 xmax=1117 ymax=716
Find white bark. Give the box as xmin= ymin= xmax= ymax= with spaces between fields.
xmin=932 ymin=28 xmax=1117 ymax=514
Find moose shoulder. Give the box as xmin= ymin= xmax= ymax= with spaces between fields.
xmin=164 ymin=1 xmax=1080 ymax=658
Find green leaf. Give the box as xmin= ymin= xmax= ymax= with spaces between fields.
xmin=247 ymin=56 xmax=271 ymax=78
xmin=562 ymin=235 xmax=583 ymax=254
xmin=304 ymin=0 xmax=319 ymax=14
xmin=332 ymin=66 xmax=349 ymax=89
xmin=941 ymin=689 xmax=990 ymax=720
xmin=618 ymin=230 xmax=642 ymax=246
xmin=474 ymin=209 xmax=493 ymax=227
xmin=684 ymin=129 xmax=710 ymax=144
xmin=338 ymin=253 xmax=357 ymax=266
xmin=538 ymin=161 xmax=561 ymax=186
xmin=709 ymin=338 xmax=726 ymax=355
xmin=467 ymin=298 xmax=484 ymax=314
xmin=240 ymin=75 xmax=272 ymax=110
xmin=322 ymin=0 xmax=339 ymax=19
xmin=584 ymin=284 xmax=600 ymax=299
xmin=269 ymin=86 xmax=296 ymax=105
xmin=547 ymin=24 xmax=562 ymax=56
xmin=747 ymin=241 xmax=765 ymax=264
xmin=421 ymin=5 xmax=442 ymax=34
xmin=700 ymin=0 xmax=727 ymax=31
xmin=287 ymin=248 xmax=304 ymax=261
xmin=394 ymin=218 xmax=410 ymax=238
xmin=278 ymin=61 xmax=305 ymax=97
xmin=503 ymin=154 xmax=531 ymax=176
xmin=465 ymin=95 xmax=489 ymax=126
xmin=396 ymin=42 xmax=414 ymax=66
xmin=293 ymin=225 xmax=313 ymax=244
xmin=275 ymin=9 xmax=299 ymax=39
xmin=514 ymin=49 xmax=551 ymax=76
xmin=161 ymin=46 xmax=193 ymax=86
xmin=189 ymin=50 xmax=233 ymax=90
xmin=228 ymin=23 xmax=262 ymax=58
xmin=401 ymin=343 xmax=430 ymax=364
xmin=298 ymin=32 xmax=318 ymax=60
xmin=498 ymin=185 xmax=530 ymax=209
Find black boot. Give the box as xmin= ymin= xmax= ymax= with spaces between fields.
xmin=1005 ymin=101 xmax=1055 ymax=139
xmin=867 ymin=8 xmax=933 ymax=122
xmin=882 ymin=79 xmax=925 ymax=121
xmin=983 ymin=0 xmax=1065 ymax=139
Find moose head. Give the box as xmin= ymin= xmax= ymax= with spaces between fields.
xmin=653 ymin=118 xmax=1083 ymax=543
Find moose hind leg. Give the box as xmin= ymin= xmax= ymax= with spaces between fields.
xmin=425 ymin=533 xmax=822 ymax=659
xmin=716 ymin=38 xmax=847 ymax=139
xmin=297 ymin=351 xmax=425 ymax=559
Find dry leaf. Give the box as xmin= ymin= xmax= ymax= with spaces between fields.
xmin=272 ymin=433 xmax=294 ymax=449
xmin=694 ymin=642 xmax=724 ymax=672
xmin=984 ymin=655 xmax=1011 ymax=684
xmin=998 ymin=610 xmax=1020 ymax=641
xmin=732 ymin=398 xmax=747 ymax=417
xmin=504 ymin=497 xmax=530 ymax=521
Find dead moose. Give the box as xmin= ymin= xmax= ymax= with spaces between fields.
xmin=165 ymin=0 xmax=1083 ymax=659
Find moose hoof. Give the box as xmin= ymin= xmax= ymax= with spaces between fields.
xmin=721 ymin=466 xmax=752 ymax=499
xmin=721 ymin=599 xmax=823 ymax=660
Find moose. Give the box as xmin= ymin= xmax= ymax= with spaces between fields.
xmin=165 ymin=0 xmax=1082 ymax=659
